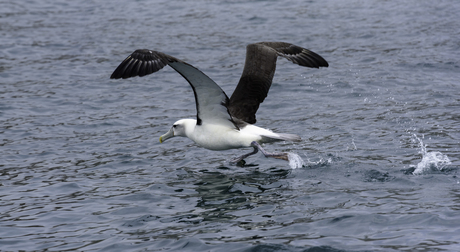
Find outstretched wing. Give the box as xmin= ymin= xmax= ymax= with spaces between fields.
xmin=228 ymin=42 xmax=328 ymax=124
xmin=110 ymin=50 xmax=238 ymax=129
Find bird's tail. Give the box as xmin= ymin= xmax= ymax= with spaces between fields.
xmin=242 ymin=124 xmax=301 ymax=143
xmin=260 ymin=132 xmax=301 ymax=143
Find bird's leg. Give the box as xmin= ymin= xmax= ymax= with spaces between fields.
xmin=250 ymin=141 xmax=289 ymax=161
xmin=229 ymin=141 xmax=289 ymax=165
xmin=229 ymin=145 xmax=259 ymax=165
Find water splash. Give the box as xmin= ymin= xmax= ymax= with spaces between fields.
xmin=305 ymin=156 xmax=334 ymax=167
xmin=411 ymin=134 xmax=451 ymax=175
xmin=287 ymin=152 xmax=337 ymax=169
xmin=287 ymin=152 xmax=305 ymax=169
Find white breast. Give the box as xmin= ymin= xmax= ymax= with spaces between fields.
xmin=189 ymin=124 xmax=261 ymax=150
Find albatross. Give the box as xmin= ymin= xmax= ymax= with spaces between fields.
xmin=110 ymin=42 xmax=328 ymax=164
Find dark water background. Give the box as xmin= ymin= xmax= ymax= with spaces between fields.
xmin=1 ymin=0 xmax=460 ymax=251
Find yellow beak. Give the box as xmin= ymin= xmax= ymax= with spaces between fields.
xmin=159 ymin=127 xmax=174 ymax=143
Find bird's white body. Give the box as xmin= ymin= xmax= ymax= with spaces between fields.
xmin=185 ymin=119 xmax=258 ymax=150
xmin=162 ymin=118 xmax=298 ymax=151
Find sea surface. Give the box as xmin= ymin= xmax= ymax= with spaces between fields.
xmin=1 ymin=0 xmax=460 ymax=251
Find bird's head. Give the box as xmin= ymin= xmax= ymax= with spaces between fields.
xmin=159 ymin=119 xmax=195 ymax=143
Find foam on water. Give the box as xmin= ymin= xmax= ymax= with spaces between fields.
xmin=411 ymin=134 xmax=451 ymax=175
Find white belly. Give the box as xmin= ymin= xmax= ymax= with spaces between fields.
xmin=189 ymin=124 xmax=260 ymax=150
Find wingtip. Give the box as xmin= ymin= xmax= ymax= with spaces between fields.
xmin=300 ymin=48 xmax=329 ymax=68
xmin=110 ymin=50 xmax=172 ymax=80
xmin=109 ymin=72 xmax=120 ymax=79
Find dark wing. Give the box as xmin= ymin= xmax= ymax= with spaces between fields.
xmin=228 ymin=42 xmax=328 ymax=124
xmin=111 ymin=50 xmax=237 ymax=129
xmin=110 ymin=49 xmax=171 ymax=79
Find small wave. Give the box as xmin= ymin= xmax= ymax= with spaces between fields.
xmin=411 ymin=134 xmax=451 ymax=175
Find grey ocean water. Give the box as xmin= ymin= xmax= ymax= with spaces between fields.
xmin=1 ymin=0 xmax=460 ymax=251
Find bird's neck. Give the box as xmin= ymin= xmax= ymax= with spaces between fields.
xmin=181 ymin=118 xmax=198 ymax=138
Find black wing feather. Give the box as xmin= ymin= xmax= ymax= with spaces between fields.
xmin=228 ymin=42 xmax=328 ymax=124
xmin=110 ymin=49 xmax=172 ymax=79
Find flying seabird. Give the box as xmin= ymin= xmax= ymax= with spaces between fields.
xmin=110 ymin=42 xmax=328 ymax=164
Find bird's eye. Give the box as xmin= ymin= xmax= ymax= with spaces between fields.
xmin=173 ymin=125 xmax=177 ymax=128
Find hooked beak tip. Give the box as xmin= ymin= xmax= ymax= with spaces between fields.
xmin=160 ymin=128 xmax=174 ymax=143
